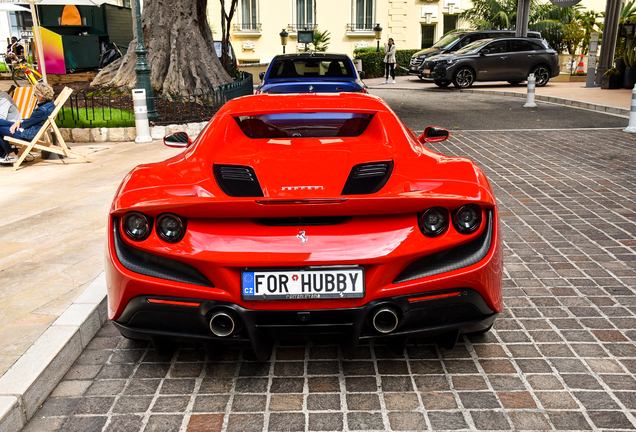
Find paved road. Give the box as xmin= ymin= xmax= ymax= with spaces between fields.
xmin=22 ymin=105 xmax=636 ymax=431
xmin=370 ymin=88 xmax=629 ymax=131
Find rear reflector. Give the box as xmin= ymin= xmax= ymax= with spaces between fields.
xmin=256 ymin=199 xmax=347 ymax=205
xmin=147 ymin=299 xmax=201 ymax=307
xmin=408 ymin=291 xmax=461 ymax=303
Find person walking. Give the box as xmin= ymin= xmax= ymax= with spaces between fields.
xmin=383 ymin=38 xmax=396 ymax=84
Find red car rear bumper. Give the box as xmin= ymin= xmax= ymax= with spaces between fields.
xmin=106 ymin=208 xmax=503 ymax=359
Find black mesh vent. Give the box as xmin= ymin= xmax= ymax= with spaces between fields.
xmin=113 ymin=221 xmax=214 ymax=287
xmin=342 ymin=161 xmax=393 ymax=195
xmin=213 ymin=164 xmax=264 ymax=197
xmin=256 ymin=216 xmax=348 ymax=226
xmin=393 ymin=210 xmax=493 ymax=284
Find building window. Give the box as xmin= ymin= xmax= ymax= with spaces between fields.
xmin=239 ymin=0 xmax=259 ymax=31
xmin=9 ymin=11 xmax=33 ymax=39
xmin=351 ymin=0 xmax=374 ymax=31
xmin=443 ymin=15 xmax=457 ymax=35
xmin=295 ymin=0 xmax=315 ymax=29
xmin=421 ymin=25 xmax=435 ymax=48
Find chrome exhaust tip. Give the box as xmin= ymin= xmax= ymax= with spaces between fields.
xmin=210 ymin=311 xmax=236 ymax=337
xmin=372 ymin=307 xmax=399 ymax=334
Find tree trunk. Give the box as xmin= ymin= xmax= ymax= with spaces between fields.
xmin=92 ymin=0 xmax=232 ymax=93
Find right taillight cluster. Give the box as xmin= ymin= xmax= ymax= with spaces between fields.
xmin=418 ymin=204 xmax=482 ymax=237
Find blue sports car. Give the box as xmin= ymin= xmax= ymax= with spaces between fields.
xmin=257 ymin=53 xmax=367 ymax=94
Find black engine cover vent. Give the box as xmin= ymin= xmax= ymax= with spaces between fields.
xmin=214 ymin=164 xmax=264 ymax=197
xmin=341 ymin=160 xmax=393 ymax=195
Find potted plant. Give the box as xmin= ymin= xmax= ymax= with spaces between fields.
xmin=601 ymin=67 xmax=622 ymax=89
xmin=624 ymin=35 xmax=636 ymax=88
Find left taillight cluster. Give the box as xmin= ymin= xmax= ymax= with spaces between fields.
xmin=418 ymin=204 xmax=482 ymax=237
xmin=122 ymin=212 xmax=186 ymax=243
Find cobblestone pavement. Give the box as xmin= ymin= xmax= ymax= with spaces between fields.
xmin=23 ymin=129 xmax=636 ymax=432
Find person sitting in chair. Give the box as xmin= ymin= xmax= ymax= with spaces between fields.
xmin=0 ymin=83 xmax=55 ymax=164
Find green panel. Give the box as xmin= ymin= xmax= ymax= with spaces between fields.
xmin=61 ymin=35 xmax=100 ymax=69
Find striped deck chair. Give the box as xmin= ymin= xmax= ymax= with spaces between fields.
xmin=6 ymin=87 xmax=92 ymax=170
xmin=12 ymin=86 xmax=37 ymax=119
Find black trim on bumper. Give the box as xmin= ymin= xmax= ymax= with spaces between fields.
xmin=393 ymin=210 xmax=493 ymax=284
xmin=113 ymin=220 xmax=214 ymax=288
xmin=113 ymin=288 xmax=498 ymax=360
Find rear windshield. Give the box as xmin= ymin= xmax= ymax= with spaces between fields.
xmin=269 ymin=58 xmax=354 ymax=79
xmin=235 ymin=113 xmax=373 ymax=138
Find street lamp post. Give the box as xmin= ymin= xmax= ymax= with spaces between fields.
xmin=134 ymin=0 xmax=158 ymax=122
xmin=374 ymin=24 xmax=383 ymax=52
xmin=280 ymin=29 xmax=289 ymax=54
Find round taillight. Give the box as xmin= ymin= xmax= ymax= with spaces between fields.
xmin=454 ymin=205 xmax=482 ymax=234
xmin=156 ymin=213 xmax=186 ymax=243
xmin=418 ymin=207 xmax=448 ymax=237
xmin=123 ymin=212 xmax=150 ymax=241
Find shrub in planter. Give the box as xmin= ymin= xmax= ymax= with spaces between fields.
xmin=601 ymin=68 xmax=622 ymax=89
xmin=355 ymin=49 xmax=420 ymax=78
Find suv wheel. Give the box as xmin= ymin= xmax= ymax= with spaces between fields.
xmin=531 ymin=65 xmax=550 ymax=87
xmin=453 ymin=67 xmax=475 ymax=88
xmin=434 ymin=80 xmax=451 ymax=88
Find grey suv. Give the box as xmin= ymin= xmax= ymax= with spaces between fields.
xmin=409 ymin=30 xmax=542 ymax=78
xmin=421 ymin=37 xmax=559 ymax=88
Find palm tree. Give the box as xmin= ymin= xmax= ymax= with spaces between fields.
xmin=312 ymin=29 xmax=331 ymax=52
xmin=459 ymin=0 xmax=589 ymax=53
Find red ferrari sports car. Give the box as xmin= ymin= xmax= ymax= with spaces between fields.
xmin=106 ymin=93 xmax=503 ymax=360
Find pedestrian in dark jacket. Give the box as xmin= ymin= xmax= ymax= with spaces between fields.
xmin=0 ymin=83 xmax=55 ymax=164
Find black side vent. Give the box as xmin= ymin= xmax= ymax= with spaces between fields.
xmin=393 ymin=210 xmax=493 ymax=284
xmin=113 ymin=221 xmax=214 ymax=288
xmin=341 ymin=161 xmax=393 ymax=195
xmin=213 ymin=164 xmax=264 ymax=197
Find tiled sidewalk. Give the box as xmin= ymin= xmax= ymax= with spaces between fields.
xmin=22 ymin=128 xmax=636 ymax=432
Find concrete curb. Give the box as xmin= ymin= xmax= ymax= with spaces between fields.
xmin=366 ymin=85 xmax=631 ymax=117
xmin=0 ymin=273 xmax=107 ymax=432
xmin=459 ymin=88 xmax=631 ymax=117
xmin=58 ymin=121 xmax=209 ymax=144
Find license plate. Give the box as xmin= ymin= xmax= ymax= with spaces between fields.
xmin=424 ymin=69 xmax=430 ymax=74
xmin=242 ymin=267 xmax=365 ymax=300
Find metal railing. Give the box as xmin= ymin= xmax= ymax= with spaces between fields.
xmin=233 ymin=23 xmax=262 ymax=31
xmin=346 ymin=23 xmax=375 ymax=32
xmin=286 ymin=24 xmax=318 ymax=32
xmin=56 ymin=71 xmax=253 ymax=129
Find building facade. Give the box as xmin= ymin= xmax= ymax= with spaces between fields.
xmin=210 ymin=0 xmax=607 ymax=65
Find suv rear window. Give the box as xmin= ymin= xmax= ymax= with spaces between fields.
xmin=269 ymin=59 xmax=354 ymax=78
xmin=235 ymin=113 xmax=373 ymax=138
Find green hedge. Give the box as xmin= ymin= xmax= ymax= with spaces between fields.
xmin=355 ymin=49 xmax=420 ymax=78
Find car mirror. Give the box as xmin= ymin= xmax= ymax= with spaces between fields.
xmin=259 ymin=71 xmax=265 ymax=80
xmin=359 ymin=70 xmax=365 ymax=79
xmin=480 ymin=49 xmax=490 ymax=55
xmin=418 ymin=126 xmax=449 ymax=144
xmin=164 ymin=132 xmax=191 ymax=148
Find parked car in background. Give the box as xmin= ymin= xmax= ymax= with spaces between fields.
xmin=421 ymin=37 xmax=559 ymax=88
xmin=106 ymin=92 xmax=503 ymax=360
xmin=257 ymin=53 xmax=366 ymax=94
xmin=409 ymin=30 xmax=542 ymax=79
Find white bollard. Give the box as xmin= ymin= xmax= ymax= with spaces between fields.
xmin=624 ymin=85 xmax=636 ymax=133
xmin=133 ymin=89 xmax=152 ymax=143
xmin=524 ymin=73 xmax=537 ymax=108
